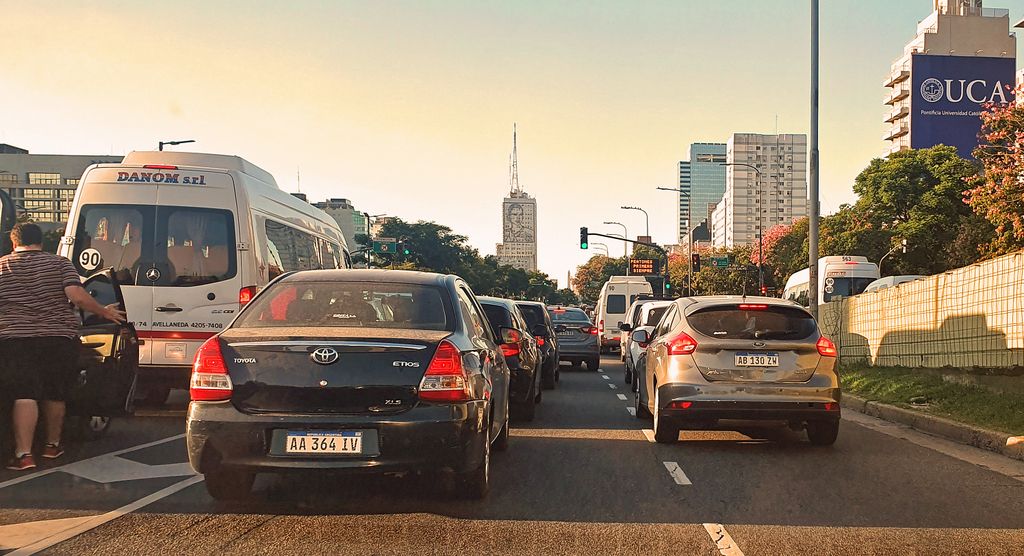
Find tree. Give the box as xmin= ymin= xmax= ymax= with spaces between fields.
xmin=966 ymin=83 xmax=1024 ymax=255
xmin=571 ymin=255 xmax=627 ymax=304
xmin=763 ymin=218 xmax=808 ymax=287
xmin=689 ymin=246 xmax=757 ymax=296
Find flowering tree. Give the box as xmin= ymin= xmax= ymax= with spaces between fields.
xmin=966 ymin=83 xmax=1024 ymax=255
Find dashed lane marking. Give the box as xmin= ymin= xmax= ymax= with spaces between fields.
xmin=703 ymin=523 xmax=745 ymax=555
xmin=601 ymin=375 xmax=610 ymax=380
xmin=626 ymin=407 xmax=636 ymax=416
xmin=608 ymin=383 xmax=617 ymax=389
xmin=663 ymin=461 xmax=692 ymax=485
xmin=642 ymin=429 xmax=655 ymax=443
xmin=616 ymin=394 xmax=627 ymax=400
xmin=8 ymin=475 xmax=204 ymax=556
xmin=0 ymin=433 xmax=186 ymax=491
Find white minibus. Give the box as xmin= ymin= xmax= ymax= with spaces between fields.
xmin=783 ymin=256 xmax=879 ymax=307
xmin=593 ymin=276 xmax=653 ymax=353
xmin=59 ymin=151 xmax=349 ymax=403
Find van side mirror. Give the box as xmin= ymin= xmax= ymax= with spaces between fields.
xmin=631 ymin=329 xmax=649 ymax=344
xmin=618 ymin=323 xmax=632 ymax=332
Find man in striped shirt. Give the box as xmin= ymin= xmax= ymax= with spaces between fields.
xmin=0 ymin=223 xmax=125 ymax=471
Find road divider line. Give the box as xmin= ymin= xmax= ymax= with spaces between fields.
xmin=608 ymin=383 xmax=617 ymax=389
xmin=662 ymin=461 xmax=692 ymax=486
xmin=0 ymin=433 xmax=186 ymax=491
xmin=626 ymin=407 xmax=636 ymax=416
xmin=616 ymin=394 xmax=627 ymax=400
xmin=642 ymin=429 xmax=655 ymax=443
xmin=601 ymin=374 xmax=610 ymax=380
xmin=703 ymin=523 xmax=744 ymax=555
xmin=9 ymin=475 xmax=204 ymax=556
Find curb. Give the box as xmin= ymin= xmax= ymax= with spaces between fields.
xmin=841 ymin=394 xmax=1024 ymax=462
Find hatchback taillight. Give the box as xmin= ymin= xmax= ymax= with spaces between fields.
xmin=419 ymin=340 xmax=472 ymax=402
xmin=817 ymin=336 xmax=838 ymax=357
xmin=190 ymin=337 xmax=233 ymax=401
xmin=667 ymin=332 xmax=698 ymax=355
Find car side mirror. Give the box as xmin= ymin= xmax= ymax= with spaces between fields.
xmin=618 ymin=323 xmax=632 ymax=332
xmin=531 ymin=324 xmax=548 ymax=337
xmin=631 ymin=329 xmax=649 ymax=344
xmin=500 ymin=327 xmax=521 ymax=344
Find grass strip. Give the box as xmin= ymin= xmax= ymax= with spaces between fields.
xmin=840 ymin=366 xmax=1024 ymax=435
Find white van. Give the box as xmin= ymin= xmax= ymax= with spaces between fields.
xmin=783 ymin=256 xmax=879 ymax=307
xmin=593 ymin=276 xmax=653 ymax=353
xmin=58 ymin=151 xmax=349 ymax=403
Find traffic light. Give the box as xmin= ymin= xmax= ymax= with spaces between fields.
xmin=760 ymin=285 xmax=768 ymax=296
xmin=580 ymin=227 xmax=588 ymax=249
xmin=397 ymin=241 xmax=411 ymax=256
xmin=691 ymin=252 xmax=700 ymax=273
xmin=665 ymin=282 xmax=671 ymax=291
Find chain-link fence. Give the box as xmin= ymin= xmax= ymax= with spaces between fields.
xmin=821 ymin=250 xmax=1024 ymax=369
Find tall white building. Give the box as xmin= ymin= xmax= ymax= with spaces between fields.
xmin=711 ymin=133 xmax=807 ymax=248
xmin=495 ymin=125 xmax=538 ymax=271
xmin=676 ymin=161 xmax=691 ymax=243
xmin=883 ymin=0 xmax=1016 ymax=157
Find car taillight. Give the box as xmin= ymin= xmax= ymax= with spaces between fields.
xmin=599 ymin=319 xmax=604 ymax=334
xmin=419 ymin=340 xmax=472 ymax=402
xmin=585 ymin=326 xmax=599 ymax=335
xmin=190 ymin=337 xmax=233 ymax=401
xmin=667 ymin=332 xmax=698 ymax=355
xmin=239 ymin=286 xmax=257 ymax=306
xmin=738 ymin=304 xmax=768 ymax=310
xmin=143 ymin=164 xmax=179 ymax=170
xmin=669 ymin=401 xmax=693 ymax=409
xmin=535 ymin=336 xmax=545 ymax=346
xmin=817 ymin=336 xmax=837 ymax=357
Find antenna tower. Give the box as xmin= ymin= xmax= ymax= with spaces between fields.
xmin=510 ymin=123 xmax=521 ymax=195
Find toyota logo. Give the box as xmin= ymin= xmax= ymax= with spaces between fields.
xmin=311 ymin=347 xmax=339 ymax=365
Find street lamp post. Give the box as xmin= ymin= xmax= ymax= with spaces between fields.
xmin=602 ymin=221 xmax=628 ymax=257
xmin=589 ymin=242 xmax=610 ymax=256
xmin=721 ymin=162 xmax=764 ymax=293
xmin=158 ymin=139 xmax=196 ymax=151
xmin=656 ymin=186 xmax=694 ymax=296
xmin=621 ymin=206 xmax=649 ymax=238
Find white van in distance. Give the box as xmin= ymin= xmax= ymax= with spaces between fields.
xmin=593 ymin=276 xmax=653 ymax=353
xmin=783 ymin=256 xmax=879 ymax=307
xmin=59 ymin=151 xmax=350 ymax=403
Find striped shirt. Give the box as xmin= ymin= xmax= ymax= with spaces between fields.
xmin=0 ymin=250 xmax=82 ymax=339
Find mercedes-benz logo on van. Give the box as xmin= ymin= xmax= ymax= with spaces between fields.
xmin=311 ymin=347 xmax=339 ymax=365
xmin=145 ymin=268 xmax=161 ymax=282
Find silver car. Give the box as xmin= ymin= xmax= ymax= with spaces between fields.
xmin=632 ymin=296 xmax=840 ymax=445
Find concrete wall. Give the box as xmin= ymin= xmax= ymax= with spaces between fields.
xmin=819 ymin=250 xmax=1024 ymax=369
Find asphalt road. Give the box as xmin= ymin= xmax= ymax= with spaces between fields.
xmin=2 ymin=355 xmax=1024 ymax=555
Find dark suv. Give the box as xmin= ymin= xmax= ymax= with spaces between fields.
xmin=478 ymin=297 xmax=542 ymax=421
xmin=515 ymin=301 xmax=559 ymax=390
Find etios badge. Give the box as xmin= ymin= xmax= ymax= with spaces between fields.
xmin=311 ymin=347 xmax=339 ymax=365
xmin=921 ymin=78 xmax=944 ymax=103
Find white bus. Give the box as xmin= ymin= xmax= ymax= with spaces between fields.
xmin=783 ymin=256 xmax=879 ymax=307
xmin=59 ymin=151 xmax=349 ymax=403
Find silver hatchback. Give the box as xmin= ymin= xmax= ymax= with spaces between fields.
xmin=632 ymin=296 xmax=840 ymax=445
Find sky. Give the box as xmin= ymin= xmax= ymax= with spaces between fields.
xmin=2 ymin=0 xmax=1022 ymax=287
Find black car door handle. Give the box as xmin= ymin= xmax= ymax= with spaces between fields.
xmin=155 ymin=306 xmax=183 ymax=312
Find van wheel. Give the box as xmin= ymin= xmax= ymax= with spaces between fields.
xmin=204 ymin=469 xmax=254 ymax=501
xmin=807 ymin=421 xmax=840 ymax=446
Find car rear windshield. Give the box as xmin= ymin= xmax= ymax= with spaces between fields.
xmin=233 ymin=281 xmax=453 ymax=331
xmin=645 ymin=306 xmax=669 ymax=327
xmin=606 ymin=294 xmax=626 ymax=314
xmin=480 ymin=303 xmax=513 ymax=336
xmin=686 ymin=305 xmax=817 ymax=341
xmin=548 ymin=308 xmax=590 ymax=323
xmin=516 ymin=303 xmax=545 ymax=329
xmin=72 ymin=204 xmax=236 ymax=287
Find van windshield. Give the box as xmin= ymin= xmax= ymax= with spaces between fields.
xmin=72 ymin=204 xmax=236 ymax=287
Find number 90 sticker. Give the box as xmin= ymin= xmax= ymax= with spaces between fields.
xmin=79 ymin=248 xmax=102 ymax=271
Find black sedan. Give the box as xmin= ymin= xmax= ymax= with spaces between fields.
xmin=186 ymin=270 xmax=511 ymax=500
xmin=515 ymin=300 xmax=560 ymax=390
xmin=478 ymin=297 xmax=542 ymax=421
